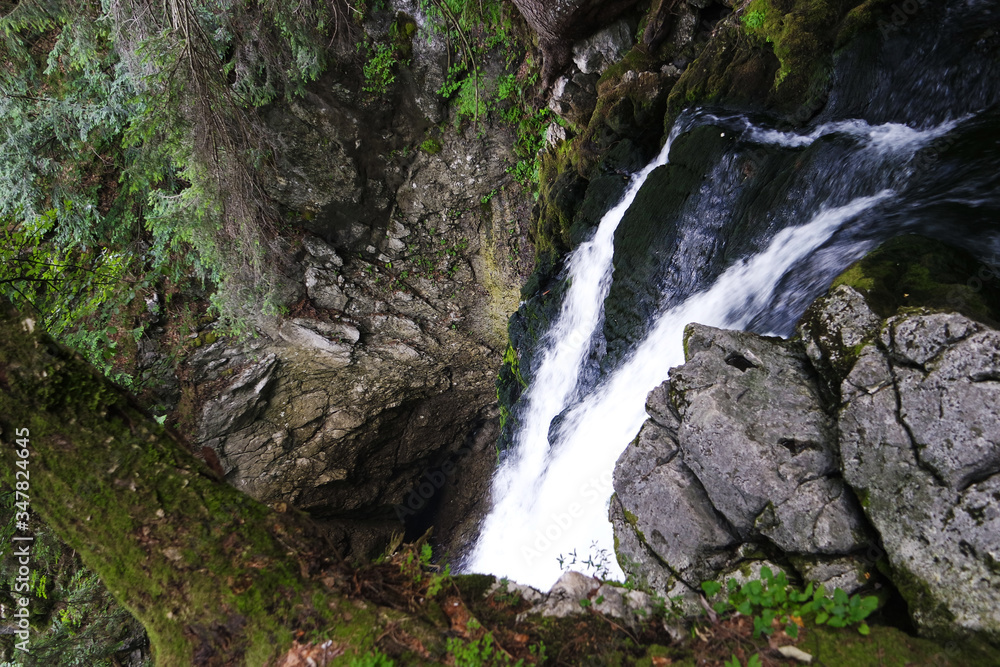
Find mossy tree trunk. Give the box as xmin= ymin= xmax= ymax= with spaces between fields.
xmin=0 ymin=300 xmax=379 ymax=665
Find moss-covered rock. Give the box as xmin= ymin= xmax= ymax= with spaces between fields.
xmin=800 ymin=624 xmax=998 ymax=666
xmin=797 ymin=283 xmax=883 ymax=401
xmin=666 ymin=0 xmax=893 ymax=127
xmin=829 ymin=234 xmax=1000 ymax=326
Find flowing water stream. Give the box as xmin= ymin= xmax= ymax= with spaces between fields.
xmin=466 ymin=0 xmax=1000 ymax=590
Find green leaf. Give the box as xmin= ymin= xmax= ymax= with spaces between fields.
xmin=753 ymin=615 xmax=770 ymax=637
xmin=815 ymin=611 xmax=830 ymax=625
xmin=858 ymin=622 xmax=870 ymax=636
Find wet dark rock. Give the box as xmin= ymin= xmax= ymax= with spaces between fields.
xmin=821 ymin=234 xmax=1000 ymax=326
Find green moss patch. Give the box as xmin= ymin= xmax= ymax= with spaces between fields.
xmin=666 ymin=0 xmax=889 ymax=126
xmin=801 ymin=624 xmax=998 ymax=666
xmin=830 ymin=234 xmax=1000 ymax=325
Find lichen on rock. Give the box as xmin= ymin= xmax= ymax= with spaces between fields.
xmin=611 ymin=237 xmax=1000 ymax=646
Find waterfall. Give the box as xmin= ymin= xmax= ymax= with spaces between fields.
xmin=463 ymin=104 xmax=984 ymax=591
xmin=467 ymin=189 xmax=890 ymax=589
xmin=462 ymin=124 xmax=683 ymax=582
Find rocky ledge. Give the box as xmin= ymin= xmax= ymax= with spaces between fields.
xmin=611 ymin=237 xmax=1000 ymax=645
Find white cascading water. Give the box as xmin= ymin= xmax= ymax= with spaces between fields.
xmin=466 ymin=114 xmax=962 ymax=591
xmin=463 ymin=123 xmax=684 ymax=573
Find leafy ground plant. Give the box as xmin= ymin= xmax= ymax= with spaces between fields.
xmin=701 ymin=566 xmax=879 ymax=639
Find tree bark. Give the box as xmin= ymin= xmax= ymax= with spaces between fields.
xmin=511 ymin=0 xmax=642 ymax=87
xmin=0 ymin=301 xmax=368 ymax=665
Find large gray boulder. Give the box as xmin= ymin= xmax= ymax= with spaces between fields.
xmin=613 ymin=322 xmax=871 ymax=603
xmin=612 ymin=283 xmax=1000 ymax=644
xmin=840 ymin=310 xmax=1000 ymax=642
xmin=673 ymin=324 xmax=867 ymax=553
xmin=611 ymin=416 xmax=740 ymax=592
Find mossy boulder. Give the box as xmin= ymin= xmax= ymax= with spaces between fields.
xmin=799 ymin=234 xmax=1000 ymax=400
xmin=666 ymin=0 xmax=893 ymax=127
xmin=828 ymin=234 xmax=1000 ymax=326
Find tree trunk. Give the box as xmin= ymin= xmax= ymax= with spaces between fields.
xmin=511 ymin=0 xmax=642 ymax=86
xmin=0 ymin=301 xmax=371 ymax=665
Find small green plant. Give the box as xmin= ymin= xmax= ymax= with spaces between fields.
xmin=347 ymin=649 xmax=396 ymax=666
xmin=742 ymin=9 xmax=767 ymax=31
xmin=398 ymin=542 xmax=452 ymax=598
xmin=701 ymin=567 xmax=879 ymax=639
xmin=362 ymin=41 xmax=400 ymax=95
xmin=528 ymin=641 xmax=547 ymax=661
xmin=446 ymin=630 xmax=526 ymax=667
xmin=420 ymin=137 xmax=443 ymax=154
xmin=725 ymin=654 xmax=763 ymax=667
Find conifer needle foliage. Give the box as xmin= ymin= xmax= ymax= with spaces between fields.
xmin=0 ymin=0 xmax=354 ymax=368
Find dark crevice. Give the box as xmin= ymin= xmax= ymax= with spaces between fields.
xmin=886 ymin=361 xmax=950 ymax=488
xmin=958 ymin=540 xmax=979 ymax=559
xmin=884 ymin=356 xmax=928 ymax=373
xmin=676 ymin=454 xmax=745 ymax=543
xmin=636 ymin=533 xmax=699 ymax=593
xmin=958 ymin=465 xmax=1000 ymax=493
xmin=777 ymin=437 xmax=825 ymax=456
xmin=724 ymin=352 xmax=758 ymax=372
xmin=792 ymin=471 xmax=842 ymax=489
xmin=654 ymin=449 xmax=679 ymax=468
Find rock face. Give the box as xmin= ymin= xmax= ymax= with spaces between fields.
xmin=613 ymin=320 xmax=870 ymax=605
xmin=839 ymin=311 xmax=1000 ymax=641
xmin=572 ymin=19 xmax=634 ymax=75
xmin=612 ymin=283 xmax=1000 ymax=644
xmin=153 ymin=0 xmax=535 ymax=561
